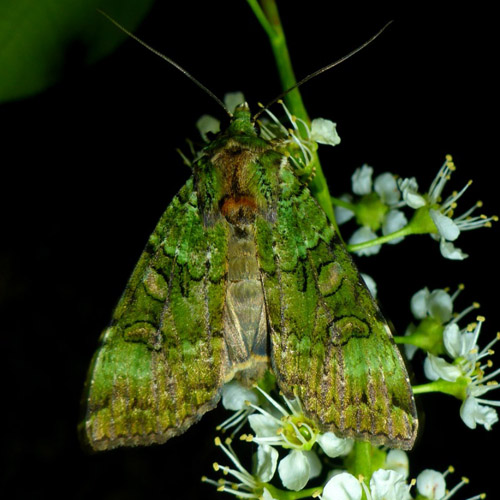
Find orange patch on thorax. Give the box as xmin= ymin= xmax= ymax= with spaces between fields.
xmin=221 ymin=196 xmax=258 ymax=218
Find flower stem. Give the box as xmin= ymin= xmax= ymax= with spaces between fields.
xmin=246 ymin=0 xmax=336 ymax=227
xmin=412 ymin=378 xmax=468 ymax=400
xmin=347 ymin=225 xmax=414 ymax=252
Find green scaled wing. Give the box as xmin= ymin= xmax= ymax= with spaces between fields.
xmin=257 ymin=163 xmax=418 ymax=450
xmin=81 ymin=178 xmax=229 ymax=451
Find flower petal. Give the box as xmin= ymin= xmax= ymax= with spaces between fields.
xmin=221 ymin=380 xmax=259 ymax=411
xmin=224 ymin=92 xmax=245 ymax=113
xmin=460 ymin=396 xmax=499 ymax=430
xmin=374 ymin=172 xmax=400 ymax=205
xmin=427 ymin=289 xmax=453 ymax=323
xmin=382 ymin=209 xmax=407 ymax=243
xmin=303 ymin=450 xmax=322 ymax=479
xmin=255 ymin=444 xmax=279 ymax=483
xmin=334 ymin=194 xmax=355 ymax=225
xmin=248 ymin=413 xmax=280 ymax=438
xmin=439 ymin=239 xmax=468 ymax=260
xmin=311 ymin=118 xmax=341 ymax=146
xmin=348 ymin=226 xmax=381 ymax=256
xmin=398 ymin=177 xmax=426 ymax=208
xmin=424 ymin=354 xmax=462 ymax=382
xmin=370 ymin=469 xmax=410 ymax=500
xmin=410 ymin=287 xmax=430 ymax=320
xmin=442 ymin=323 xmax=463 ymax=358
xmin=429 ymin=209 xmax=460 ymax=241
xmin=322 ymin=472 xmax=362 ymax=500
xmin=196 ymin=114 xmax=220 ymax=142
xmin=385 ymin=449 xmax=409 ymax=479
xmin=317 ymin=432 xmax=353 ymax=458
xmin=351 ymin=164 xmax=373 ymax=195
xmin=416 ymin=469 xmax=446 ymax=500
xmin=278 ymin=450 xmax=310 ymax=491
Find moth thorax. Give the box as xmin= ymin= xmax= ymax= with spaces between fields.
xmin=223 ymin=223 xmax=269 ymax=386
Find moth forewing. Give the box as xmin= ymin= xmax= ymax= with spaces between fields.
xmin=82 ymin=104 xmax=417 ymax=451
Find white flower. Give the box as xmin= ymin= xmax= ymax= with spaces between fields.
xmin=202 ymin=436 xmax=275 ymax=498
xmin=340 ymin=166 xmax=407 ymax=254
xmin=424 ymin=317 xmax=500 ymax=430
xmin=398 ymin=155 xmax=497 ymax=260
xmin=416 ymin=469 xmax=446 ymax=499
xmin=259 ymin=101 xmax=340 ymax=175
xmin=385 ymin=449 xmax=409 ymax=479
xmin=404 ymin=284 xmax=479 ymax=360
xmin=321 ymin=469 xmax=410 ymax=500
xmin=321 ymin=472 xmax=362 ymax=500
xmin=218 ymin=380 xmax=259 ymax=434
xmin=369 ymin=469 xmax=411 ymax=500
xmin=460 ymin=395 xmax=499 ymax=430
xmin=410 ymin=287 xmax=453 ymax=323
xmin=415 ymin=467 xmax=484 ymax=500
xmin=246 ymin=387 xmax=352 ymax=491
xmin=399 ymin=177 xmax=426 ymax=208
xmin=311 ymin=118 xmax=341 ymax=146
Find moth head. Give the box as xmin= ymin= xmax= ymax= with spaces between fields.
xmin=227 ymin=102 xmax=256 ymax=137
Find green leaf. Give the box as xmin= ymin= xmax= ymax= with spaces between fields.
xmin=0 ymin=0 xmax=155 ymax=102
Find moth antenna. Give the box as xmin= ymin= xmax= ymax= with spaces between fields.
xmin=97 ymin=9 xmax=231 ymax=117
xmin=253 ymin=20 xmax=393 ymax=122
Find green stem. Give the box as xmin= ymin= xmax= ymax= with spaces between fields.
xmin=347 ymin=224 xmax=414 ymax=253
xmin=246 ymin=0 xmax=336 ymax=226
xmin=412 ymin=378 xmax=468 ymax=399
xmin=351 ymin=441 xmax=373 ymax=481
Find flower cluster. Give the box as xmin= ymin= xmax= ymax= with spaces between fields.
xmin=203 ymin=384 xmax=485 ymax=500
xmin=401 ymin=285 xmax=500 ymax=431
xmin=333 ymin=156 xmax=496 ymax=259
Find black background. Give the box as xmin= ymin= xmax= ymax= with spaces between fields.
xmin=2 ymin=2 xmax=498 ymax=499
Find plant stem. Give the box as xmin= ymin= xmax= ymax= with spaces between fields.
xmin=246 ymin=0 xmax=336 ymax=226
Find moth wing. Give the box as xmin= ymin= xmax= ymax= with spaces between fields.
xmin=81 ymin=178 xmax=229 ymax=451
xmin=258 ymin=166 xmax=418 ymax=449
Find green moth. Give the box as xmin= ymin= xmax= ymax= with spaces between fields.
xmin=81 ymin=100 xmax=418 ymax=452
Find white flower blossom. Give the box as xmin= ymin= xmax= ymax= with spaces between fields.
xmin=218 ymin=380 xmax=259 ymax=434
xmin=404 ymin=284 xmax=478 ymax=360
xmin=398 ymin=155 xmax=497 ymax=260
xmin=385 ymin=449 xmax=409 ymax=479
xmin=246 ymin=387 xmax=352 ymax=491
xmin=202 ymin=436 xmax=276 ymax=498
xmin=415 ymin=467 xmax=484 ymax=500
xmin=339 ymin=165 xmax=407 ymax=254
xmin=416 ymin=469 xmax=446 ymax=499
xmin=311 ymin=118 xmax=341 ymax=146
xmin=321 ymin=469 xmax=410 ymax=500
xmin=423 ymin=317 xmax=500 ymax=430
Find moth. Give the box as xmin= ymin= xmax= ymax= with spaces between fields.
xmin=81 ymin=16 xmax=417 ymax=452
